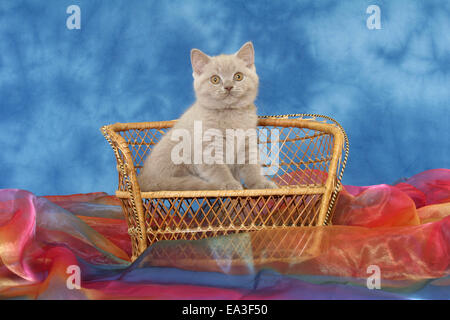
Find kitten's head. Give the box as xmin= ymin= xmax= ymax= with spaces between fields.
xmin=190 ymin=42 xmax=259 ymax=109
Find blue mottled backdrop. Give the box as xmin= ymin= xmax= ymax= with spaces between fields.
xmin=0 ymin=0 xmax=448 ymax=195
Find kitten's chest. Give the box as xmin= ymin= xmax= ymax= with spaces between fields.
xmin=205 ymin=108 xmax=257 ymax=132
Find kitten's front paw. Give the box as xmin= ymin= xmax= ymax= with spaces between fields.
xmin=247 ymin=179 xmax=278 ymax=190
xmin=218 ymin=181 xmax=244 ymax=190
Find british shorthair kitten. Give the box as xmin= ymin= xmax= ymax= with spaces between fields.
xmin=138 ymin=42 xmax=277 ymax=191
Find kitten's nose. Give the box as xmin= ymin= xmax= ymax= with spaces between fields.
xmin=225 ymin=86 xmax=233 ymax=91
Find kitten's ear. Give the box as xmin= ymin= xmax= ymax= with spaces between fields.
xmin=235 ymin=41 xmax=255 ymax=67
xmin=191 ymin=49 xmax=210 ymax=75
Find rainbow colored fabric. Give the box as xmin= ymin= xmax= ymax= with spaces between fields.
xmin=0 ymin=169 xmax=449 ymax=299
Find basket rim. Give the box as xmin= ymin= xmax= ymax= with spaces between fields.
xmin=115 ymin=185 xmax=327 ymax=199
xmin=104 ymin=117 xmax=343 ymax=137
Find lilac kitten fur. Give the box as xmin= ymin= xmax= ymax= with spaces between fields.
xmin=138 ymin=42 xmax=277 ymax=191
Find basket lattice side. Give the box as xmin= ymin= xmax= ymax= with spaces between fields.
xmin=259 ymin=114 xmax=349 ymax=225
xmin=101 ymin=126 xmax=148 ymax=259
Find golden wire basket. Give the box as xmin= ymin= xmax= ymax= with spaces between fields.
xmin=101 ymin=114 xmax=348 ymax=261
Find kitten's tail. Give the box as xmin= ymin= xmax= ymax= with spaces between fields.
xmin=138 ymin=175 xmax=216 ymax=191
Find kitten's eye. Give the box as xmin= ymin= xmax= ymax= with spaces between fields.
xmin=234 ymin=72 xmax=244 ymax=81
xmin=210 ymin=75 xmax=221 ymax=85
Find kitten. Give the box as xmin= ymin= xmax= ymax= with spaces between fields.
xmin=138 ymin=42 xmax=277 ymax=191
